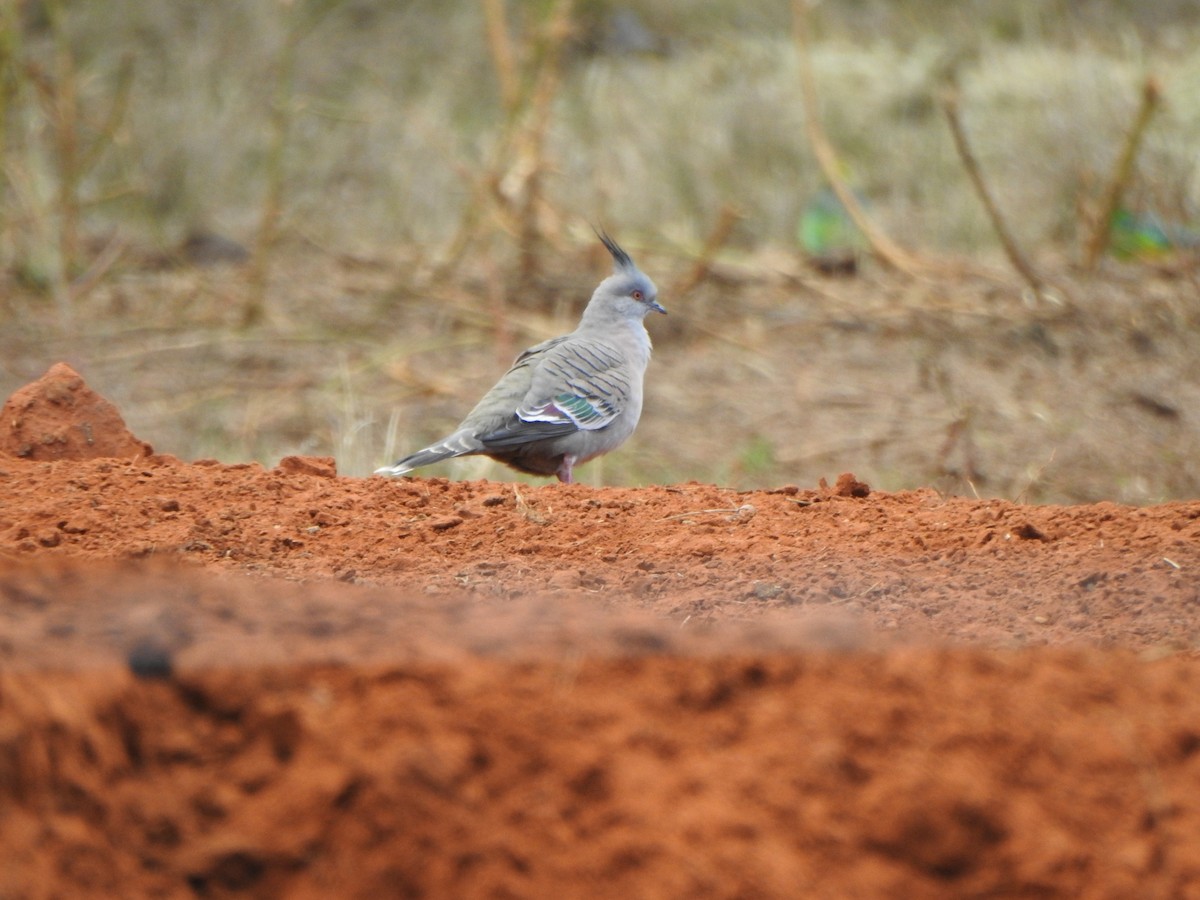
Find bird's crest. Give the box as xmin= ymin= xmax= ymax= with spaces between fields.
xmin=594 ymin=227 xmax=636 ymax=273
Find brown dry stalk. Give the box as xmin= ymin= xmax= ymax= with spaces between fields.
xmin=669 ymin=204 xmax=742 ymax=297
xmin=245 ymin=1 xmax=348 ymax=327
xmin=941 ymin=87 xmax=1046 ymax=295
xmin=0 ymin=4 xmax=17 ymax=139
xmin=442 ymin=0 xmax=572 ymax=283
xmin=512 ymin=485 xmax=549 ymax=524
xmin=434 ymin=161 xmax=496 ymax=281
xmin=80 ymin=52 xmax=134 ymax=173
xmin=480 ymin=242 xmax=515 ymax=367
xmin=514 ymin=0 xmax=572 ymax=284
xmin=68 ymin=232 xmax=126 ymax=305
xmin=23 ymin=0 xmax=134 ymax=323
xmin=790 ymin=0 xmax=925 ymax=278
xmin=482 ymin=0 xmax=520 ymax=114
xmin=16 ymin=19 xmax=134 ymax=308
xmin=46 ymin=0 xmax=80 ymax=280
xmin=1082 ymin=76 xmax=1162 ymax=270
xmin=246 ymin=23 xmax=302 ymax=328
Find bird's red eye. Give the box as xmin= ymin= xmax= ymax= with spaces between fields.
xmin=632 ymin=290 xmax=643 ymax=301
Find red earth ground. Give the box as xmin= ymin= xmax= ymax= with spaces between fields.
xmin=3 ymin=362 xmax=1200 ymax=898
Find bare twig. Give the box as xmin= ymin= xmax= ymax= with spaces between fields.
xmin=1013 ymin=448 xmax=1057 ymax=505
xmin=45 ymin=0 xmax=81 ymax=281
xmin=245 ymin=17 xmax=301 ymax=328
xmin=0 ymin=2 xmax=18 ymax=150
xmin=513 ymin=485 xmax=549 ymax=524
xmin=20 ymin=2 xmax=137 ymax=324
xmin=246 ymin=0 xmax=349 ymax=328
xmin=0 ymin=10 xmax=24 ymax=259
xmin=513 ymin=0 xmax=572 ymax=285
xmin=935 ymin=407 xmax=982 ymax=486
xmin=435 ymin=161 xmax=495 ymax=281
xmin=941 ymin=86 xmax=1047 ymax=297
xmin=481 ymin=0 xmax=520 ymax=114
xmin=438 ymin=0 xmax=573 ymax=287
xmin=436 ymin=0 xmax=534 ymax=278
xmin=791 ymin=0 xmax=924 ymax=277
xmin=480 ymin=241 xmax=515 ymax=367
xmin=1082 ymin=76 xmax=1162 ymax=270
xmin=664 ymin=505 xmax=757 ymax=522
xmin=79 ymin=52 xmax=135 ymax=173
xmin=68 ymin=232 xmax=127 ymax=304
xmin=669 ymin=204 xmax=742 ymax=297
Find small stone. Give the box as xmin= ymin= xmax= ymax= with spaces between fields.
xmin=750 ymin=581 xmax=784 ymax=600
xmin=128 ymin=638 xmax=174 ymax=680
xmin=429 ymin=515 xmax=464 ymax=532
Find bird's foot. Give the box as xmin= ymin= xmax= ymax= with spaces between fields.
xmin=555 ymin=456 xmax=576 ymax=484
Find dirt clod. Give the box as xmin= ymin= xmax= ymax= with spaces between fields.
xmin=1013 ymin=522 xmax=1050 ymax=541
xmin=273 ymin=455 xmax=337 ymax=478
xmin=0 ymin=362 xmax=153 ymax=461
xmin=835 ymin=472 xmax=871 ymax=497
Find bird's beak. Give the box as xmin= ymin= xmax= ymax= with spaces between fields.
xmin=650 ymin=299 xmax=667 ymax=315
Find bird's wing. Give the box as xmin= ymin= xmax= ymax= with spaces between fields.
xmin=453 ymin=335 xmax=568 ymax=429
xmin=475 ymin=337 xmax=631 ymax=449
xmin=513 ymin=334 xmax=572 ymax=365
xmin=375 ymin=339 xmax=568 ymax=475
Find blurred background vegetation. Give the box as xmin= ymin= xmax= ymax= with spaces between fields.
xmin=0 ymin=0 xmax=1198 ymax=501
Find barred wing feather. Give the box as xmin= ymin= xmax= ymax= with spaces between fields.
xmin=476 ymin=339 xmax=630 ymax=449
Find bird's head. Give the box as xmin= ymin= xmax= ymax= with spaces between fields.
xmin=589 ymin=229 xmax=666 ymax=320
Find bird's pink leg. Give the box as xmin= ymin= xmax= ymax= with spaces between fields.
xmin=556 ymin=455 xmax=576 ymax=484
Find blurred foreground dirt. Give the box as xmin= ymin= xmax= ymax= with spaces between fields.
xmin=2 ymin=363 xmax=1200 ymax=897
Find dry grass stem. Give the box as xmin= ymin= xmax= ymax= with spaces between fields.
xmin=1082 ymin=76 xmax=1162 ymax=270
xmin=935 ymin=408 xmax=981 ymax=485
xmin=246 ymin=18 xmax=301 ymax=328
xmin=245 ymin=0 xmax=349 ymax=328
xmin=665 ymin=505 xmax=757 ymax=522
xmin=513 ymin=0 xmax=572 ymax=285
xmin=18 ymin=0 xmax=138 ymax=322
xmin=44 ymin=1 xmax=80 ymax=280
xmin=481 ymin=242 xmax=516 ymax=366
xmin=1013 ymin=449 xmax=1057 ymax=505
xmin=482 ymin=0 xmax=520 ymax=114
xmin=80 ymin=52 xmax=134 ymax=173
xmin=68 ymin=232 xmax=126 ymax=305
xmin=941 ymin=87 xmax=1050 ymax=299
xmin=442 ymin=0 xmax=572 ymax=286
xmin=513 ymin=485 xmax=549 ymax=524
xmin=0 ymin=3 xmax=17 ymax=146
xmin=670 ymin=204 xmax=743 ymax=297
xmin=791 ymin=0 xmax=925 ymax=278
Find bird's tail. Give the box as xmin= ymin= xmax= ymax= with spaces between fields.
xmin=374 ymin=432 xmax=478 ymax=477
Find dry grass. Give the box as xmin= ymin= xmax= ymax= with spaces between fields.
xmin=2 ymin=2 xmax=1199 ymax=500
xmin=3 ymin=240 xmax=1198 ymax=504
xmin=3 ymin=1 xmax=1198 ymax=260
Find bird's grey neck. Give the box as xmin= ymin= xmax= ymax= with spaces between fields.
xmin=578 ymin=305 xmax=652 ymax=363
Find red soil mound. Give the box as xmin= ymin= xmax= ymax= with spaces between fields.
xmin=0 ymin=362 xmax=153 ymax=462
xmin=2 ymin=365 xmax=1199 ymax=897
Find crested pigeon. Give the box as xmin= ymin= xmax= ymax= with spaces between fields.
xmin=375 ymin=231 xmax=665 ymax=484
